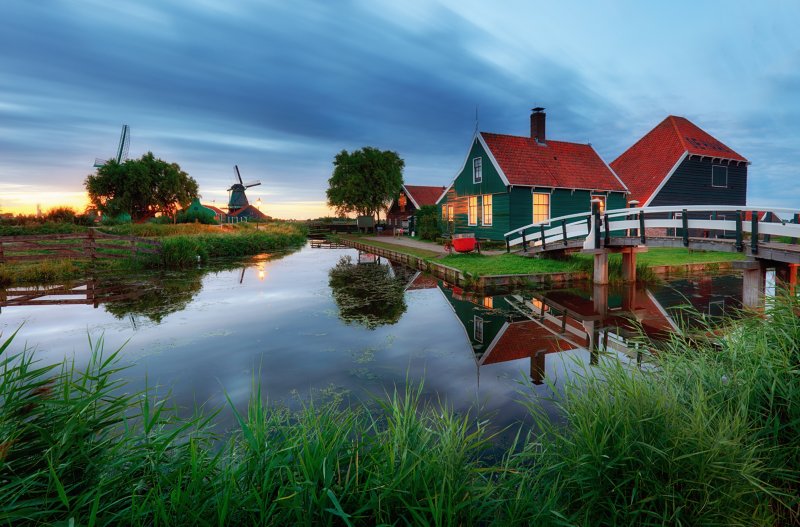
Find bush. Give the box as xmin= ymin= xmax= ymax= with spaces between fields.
xmin=44 ymin=206 xmax=76 ymax=223
xmin=415 ymin=205 xmax=440 ymax=241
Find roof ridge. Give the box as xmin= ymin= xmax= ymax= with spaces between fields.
xmin=611 ymin=116 xmax=672 ymax=165
xmin=667 ymin=115 xmax=690 ymax=152
xmin=481 ymin=131 xmax=593 ymax=148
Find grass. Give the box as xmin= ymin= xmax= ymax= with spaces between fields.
xmin=2 ymin=293 xmax=798 ymax=525
xmin=439 ymin=252 xmax=586 ymax=275
xmin=0 ymin=222 xmax=308 ymax=285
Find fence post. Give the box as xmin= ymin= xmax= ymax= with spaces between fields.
xmin=540 ymin=224 xmax=546 ymax=250
xmin=682 ymin=208 xmax=689 ymax=247
xmin=591 ymin=199 xmax=602 ymax=249
xmin=751 ymin=211 xmax=759 ymax=254
xmin=639 ymin=210 xmax=646 ymax=244
xmin=735 ymin=210 xmax=743 ymax=252
xmin=628 ymin=200 xmax=639 ymax=238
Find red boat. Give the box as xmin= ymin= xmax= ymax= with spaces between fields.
xmin=451 ymin=234 xmax=478 ymax=253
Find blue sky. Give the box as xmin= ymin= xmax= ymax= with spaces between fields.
xmin=1 ymin=0 xmax=799 ymax=218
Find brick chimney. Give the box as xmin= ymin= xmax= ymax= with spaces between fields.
xmin=530 ymin=107 xmax=546 ymax=144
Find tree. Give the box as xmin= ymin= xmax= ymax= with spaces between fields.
xmin=326 ymin=147 xmax=404 ymax=220
xmin=85 ymin=152 xmax=199 ymax=222
xmin=415 ymin=205 xmax=441 ymax=241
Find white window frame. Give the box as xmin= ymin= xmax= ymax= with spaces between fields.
xmin=481 ymin=194 xmax=492 ymax=226
xmin=711 ymin=165 xmax=728 ymax=188
xmin=474 ymin=316 xmax=484 ymax=343
xmin=468 ymin=196 xmax=478 ymax=226
xmin=532 ymin=191 xmax=551 ymax=224
xmin=472 ymin=157 xmax=482 ymax=184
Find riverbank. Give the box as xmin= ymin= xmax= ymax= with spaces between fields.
xmin=2 ymin=292 xmax=797 ymax=525
xmin=0 ymin=222 xmax=307 ymax=286
xmin=340 ymin=235 xmax=746 ymax=288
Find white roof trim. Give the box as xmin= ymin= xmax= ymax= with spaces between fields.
xmin=401 ymin=184 xmax=421 ymax=210
xmin=643 ymin=151 xmax=689 ymax=207
xmin=436 ymin=131 xmax=512 ymax=204
xmin=589 ymin=143 xmax=629 ymax=193
xmin=477 ymin=132 xmax=511 ymax=187
xmin=477 ymin=321 xmax=510 ymax=366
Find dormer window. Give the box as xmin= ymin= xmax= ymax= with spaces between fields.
xmin=473 ymin=157 xmax=482 ymax=183
xmin=712 ymin=165 xmax=728 ymax=188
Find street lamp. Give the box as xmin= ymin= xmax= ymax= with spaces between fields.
xmin=256 ymin=198 xmax=262 ymax=212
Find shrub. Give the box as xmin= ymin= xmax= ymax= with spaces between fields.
xmin=416 ymin=205 xmax=440 ymax=241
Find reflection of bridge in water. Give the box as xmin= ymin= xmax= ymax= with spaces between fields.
xmin=505 ymin=205 xmax=800 ymax=306
xmin=436 ymin=276 xmax=741 ymax=386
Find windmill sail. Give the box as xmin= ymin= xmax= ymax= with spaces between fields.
xmin=93 ymin=124 xmax=130 ymax=168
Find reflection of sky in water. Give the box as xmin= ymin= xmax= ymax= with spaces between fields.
xmin=0 ymin=244 xmax=744 ymax=434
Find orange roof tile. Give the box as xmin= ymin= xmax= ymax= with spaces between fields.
xmin=404 ymin=185 xmax=445 ymax=208
xmin=481 ymin=133 xmax=627 ymax=192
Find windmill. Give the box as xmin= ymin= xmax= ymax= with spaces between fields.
xmin=94 ymin=125 xmax=130 ymax=167
xmin=227 ymin=165 xmax=261 ymax=213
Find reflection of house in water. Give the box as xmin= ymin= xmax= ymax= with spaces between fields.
xmin=437 ymin=277 xmax=742 ymax=385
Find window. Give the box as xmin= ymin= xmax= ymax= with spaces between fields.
xmin=533 ymin=192 xmax=550 ymax=224
xmin=483 ymin=296 xmax=493 ymax=309
xmin=442 ymin=205 xmax=447 ymax=221
xmin=474 ymin=316 xmax=484 ymax=343
xmin=481 ymin=194 xmax=493 ymax=225
xmin=591 ymin=195 xmax=606 ymax=214
xmin=712 ymin=165 xmax=728 ymax=188
xmin=472 ymin=157 xmax=482 ymax=183
xmin=447 ymin=204 xmax=454 ymax=222
xmin=468 ymin=196 xmax=478 ymax=225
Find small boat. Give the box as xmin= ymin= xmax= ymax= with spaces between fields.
xmin=451 ymin=233 xmax=478 ymax=253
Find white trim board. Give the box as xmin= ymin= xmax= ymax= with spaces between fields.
xmin=643 ymin=151 xmax=688 ymax=207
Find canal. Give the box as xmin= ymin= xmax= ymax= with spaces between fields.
xmin=0 ymin=243 xmax=744 ymax=433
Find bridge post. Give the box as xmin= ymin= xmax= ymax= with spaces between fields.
xmin=621 ymin=248 xmax=637 ymax=283
xmin=561 ymin=219 xmax=568 ymax=246
xmin=639 ymin=211 xmax=646 ymax=244
xmin=604 ymin=213 xmax=611 ymax=247
xmin=592 ymin=283 xmax=608 ymax=316
xmin=751 ymin=211 xmax=759 ymax=255
xmin=735 ymin=260 xmax=765 ymax=309
xmin=540 ymin=224 xmax=546 ymax=250
xmin=792 ymin=213 xmax=800 ymax=245
xmin=530 ymin=349 xmax=546 ymax=386
xmin=505 ymin=236 xmax=510 ymax=253
xmin=628 ymin=200 xmax=639 ymax=238
xmin=790 ymin=264 xmax=799 ymax=296
xmin=593 ymin=251 xmax=609 ymax=285
xmin=682 ymin=209 xmax=689 ymax=246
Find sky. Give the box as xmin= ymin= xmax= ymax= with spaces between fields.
xmin=1 ymin=0 xmax=799 ymax=219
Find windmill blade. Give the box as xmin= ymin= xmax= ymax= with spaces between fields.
xmin=244 ymin=180 xmax=261 ymax=188
xmin=234 ymin=165 xmax=243 ymax=184
xmin=116 ymin=124 xmax=130 ymax=163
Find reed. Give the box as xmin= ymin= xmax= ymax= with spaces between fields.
xmin=1 ymin=292 xmax=798 ymax=525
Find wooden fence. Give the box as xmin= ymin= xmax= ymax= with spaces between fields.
xmin=0 ymin=278 xmax=147 ymax=308
xmin=0 ymin=229 xmax=161 ymax=264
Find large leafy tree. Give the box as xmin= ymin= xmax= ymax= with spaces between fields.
xmin=85 ymin=152 xmax=199 ymax=221
xmin=326 ymin=147 xmax=404 ymax=219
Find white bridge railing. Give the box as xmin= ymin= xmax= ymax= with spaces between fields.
xmin=503 ymin=205 xmax=800 ymax=253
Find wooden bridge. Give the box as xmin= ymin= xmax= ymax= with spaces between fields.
xmin=504 ymin=204 xmax=800 ymax=306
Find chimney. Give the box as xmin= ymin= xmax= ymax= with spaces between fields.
xmin=530 ymin=107 xmax=546 ymax=143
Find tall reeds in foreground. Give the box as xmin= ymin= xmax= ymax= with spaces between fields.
xmin=1 ymin=292 xmax=798 ymax=525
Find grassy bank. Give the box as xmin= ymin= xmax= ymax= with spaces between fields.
xmin=0 ymin=222 xmax=307 ymax=285
xmin=349 ymin=236 xmax=744 ymax=281
xmin=2 ymin=295 xmax=798 ymax=525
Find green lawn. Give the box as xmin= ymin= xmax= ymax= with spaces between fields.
xmin=438 ymin=253 xmax=586 ymax=275
xmin=346 ymin=237 xmax=746 ymax=277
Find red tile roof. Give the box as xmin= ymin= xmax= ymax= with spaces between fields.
xmin=481 ymin=133 xmax=627 ymax=192
xmin=403 ymin=185 xmax=445 ymax=208
xmin=482 ymin=321 xmax=573 ymax=365
xmin=610 ymin=116 xmax=748 ymax=204
xmin=203 ymin=204 xmax=227 ymax=215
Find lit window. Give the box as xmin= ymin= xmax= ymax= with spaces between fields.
xmin=468 ymin=196 xmax=478 ymax=226
xmin=712 ymin=165 xmax=728 ymax=188
xmin=447 ymin=204 xmax=454 ymax=221
xmin=473 ymin=157 xmax=482 ymax=183
xmin=483 ymin=296 xmax=493 ymax=309
xmin=533 ymin=192 xmax=550 ymax=224
xmin=442 ymin=205 xmax=447 ymax=221
xmin=474 ymin=316 xmax=484 ymax=343
xmin=591 ymin=195 xmax=606 ymax=214
xmin=482 ymin=194 xmax=492 ymax=226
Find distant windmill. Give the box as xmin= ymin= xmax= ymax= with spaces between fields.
xmin=227 ymin=165 xmax=261 ymax=213
xmin=93 ymin=125 xmax=130 ymax=167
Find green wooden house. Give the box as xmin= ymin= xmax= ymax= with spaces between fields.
xmin=437 ymin=108 xmax=629 ymax=240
